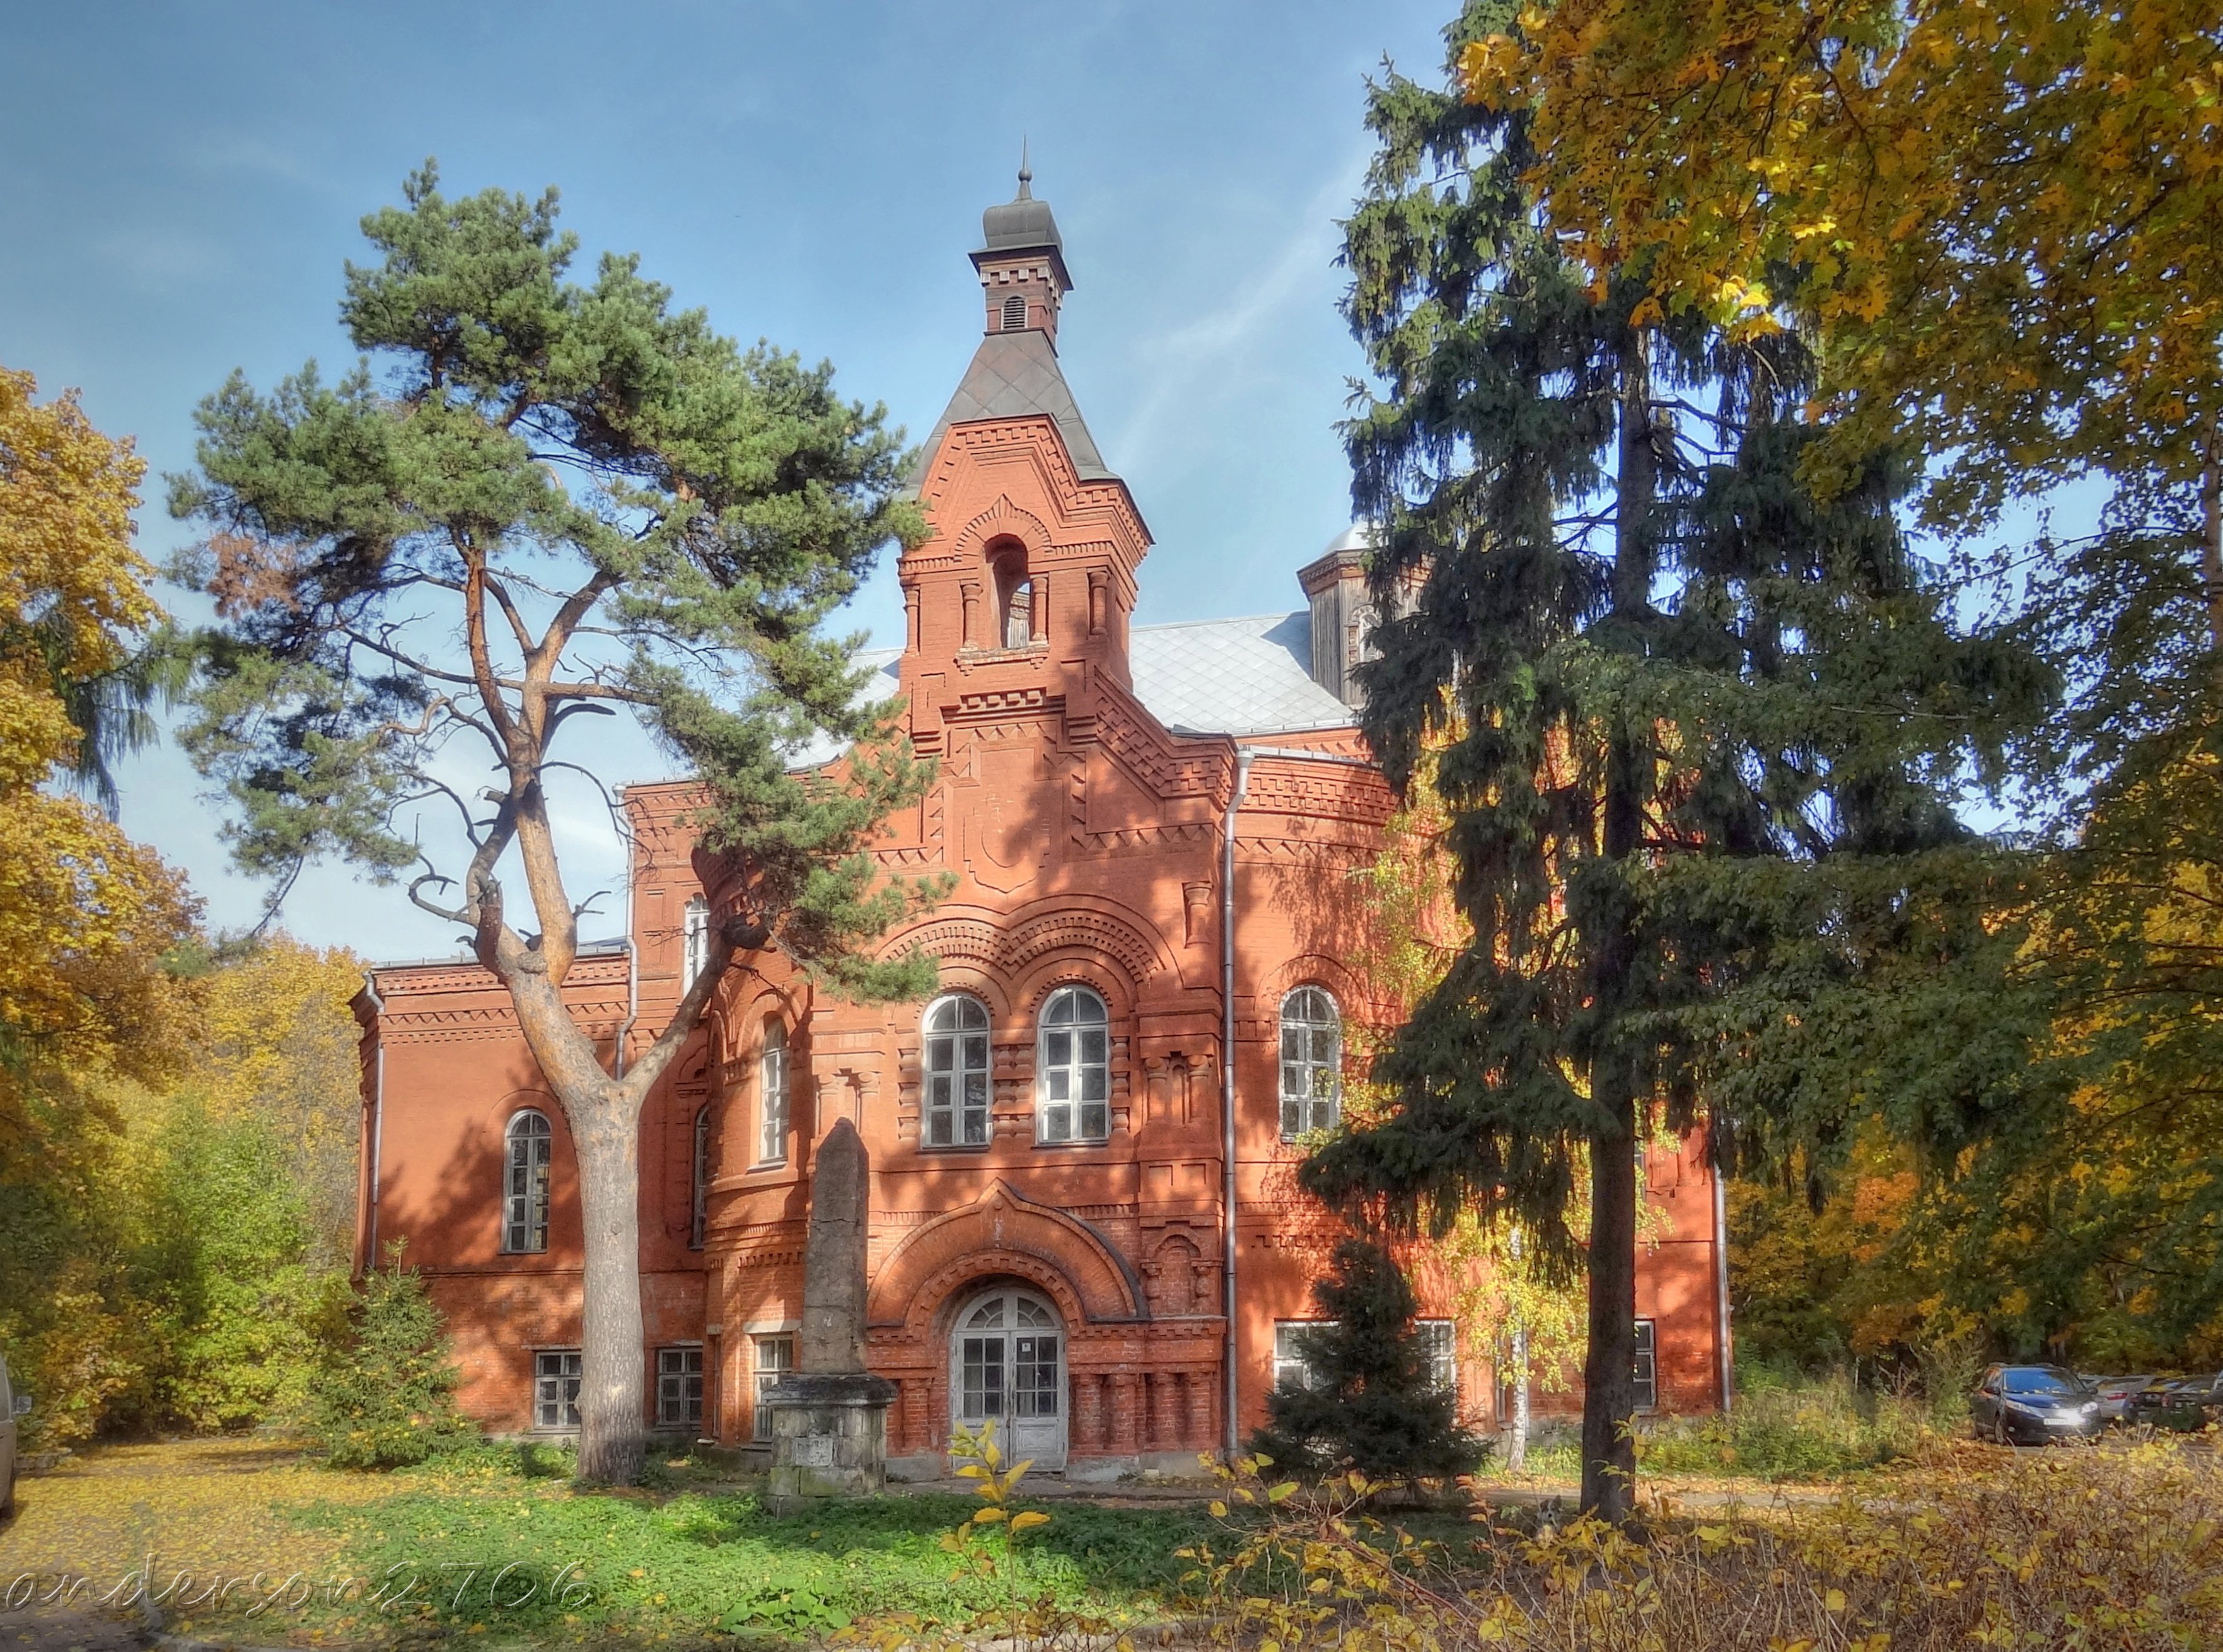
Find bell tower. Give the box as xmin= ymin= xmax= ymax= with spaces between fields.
xmin=973 ymin=156 xmax=1072 ymax=347
xmin=896 ymin=163 xmax=1153 ymax=741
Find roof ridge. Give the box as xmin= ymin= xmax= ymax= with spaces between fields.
xmin=1130 ymin=610 xmax=1304 ymax=634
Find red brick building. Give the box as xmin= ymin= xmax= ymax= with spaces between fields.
xmin=354 ymin=172 xmax=1729 ymax=1477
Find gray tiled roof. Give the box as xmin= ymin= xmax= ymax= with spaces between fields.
xmin=907 ymin=330 xmax=1114 ymax=489
xmin=786 ymin=612 xmax=1355 ymax=772
xmin=1129 ymin=610 xmax=1357 ymax=736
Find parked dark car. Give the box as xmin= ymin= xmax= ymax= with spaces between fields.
xmin=2123 ymin=1373 xmax=2222 ymax=1431
xmin=1971 ymin=1364 xmax=2104 ymax=1445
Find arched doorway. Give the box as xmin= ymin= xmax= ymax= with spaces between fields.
xmin=949 ymin=1286 xmax=1067 ymax=1470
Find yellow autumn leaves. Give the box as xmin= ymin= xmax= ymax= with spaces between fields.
xmin=0 ymin=366 xmax=196 ymax=1104
xmin=1460 ymin=0 xmax=2223 ymax=519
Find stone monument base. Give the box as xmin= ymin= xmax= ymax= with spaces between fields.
xmin=762 ymin=1372 xmax=897 ymax=1513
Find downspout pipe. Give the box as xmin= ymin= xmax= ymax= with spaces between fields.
xmin=1713 ymin=1122 xmax=1733 ymax=1416
xmin=1221 ymin=746 xmax=1254 ymax=1461
xmin=362 ymin=970 xmax=386 ymax=1270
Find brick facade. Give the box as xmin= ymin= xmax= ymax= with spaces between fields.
xmin=354 ymin=180 xmax=1727 ymax=1475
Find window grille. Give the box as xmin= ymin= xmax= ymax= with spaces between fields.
xmin=682 ymin=897 xmax=709 ymax=988
xmin=503 ymin=1110 xmax=553 ymax=1253
xmin=1633 ymin=1318 xmax=1658 ymax=1411
xmin=759 ymin=1020 xmax=789 ymax=1165
xmin=688 ymin=1105 xmax=711 ymax=1249
xmin=753 ymin=1334 xmax=793 ymax=1441
xmin=1036 ymin=986 xmax=1109 ymax=1143
xmin=1001 ymin=294 xmax=1027 ymax=330
xmin=656 ymin=1346 xmax=704 ymax=1429
xmin=534 ymin=1349 xmax=582 ymax=1429
xmin=923 ymin=995 xmax=992 ymax=1147
xmin=1418 ymin=1318 xmax=1457 ymax=1395
xmin=1279 ymin=987 xmax=1342 ymax=1138
xmin=1273 ymin=1320 xmax=1337 ymax=1393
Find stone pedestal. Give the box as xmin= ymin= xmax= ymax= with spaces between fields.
xmin=763 ymin=1371 xmax=897 ymax=1513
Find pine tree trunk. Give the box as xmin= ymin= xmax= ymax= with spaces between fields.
xmin=1579 ymin=325 xmax=1656 ymax=1523
xmin=572 ymin=1105 xmax=647 ymax=1485
xmin=506 ymin=970 xmax=653 ymax=1486
xmin=1580 ymin=1095 xmax=1639 ymax=1519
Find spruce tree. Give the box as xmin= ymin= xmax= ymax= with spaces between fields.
xmin=1251 ymin=1238 xmax=1484 ymax=1485
xmin=1304 ymin=3 xmax=2050 ymax=1520
xmin=170 ymin=165 xmax=939 ymax=1482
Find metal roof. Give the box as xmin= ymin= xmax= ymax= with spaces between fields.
xmin=907 ymin=329 xmax=1115 ymax=489
xmin=1129 ymin=610 xmax=1357 ymax=736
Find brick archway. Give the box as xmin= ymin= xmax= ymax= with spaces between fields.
xmin=869 ymin=1180 xmax=1146 ymax=1335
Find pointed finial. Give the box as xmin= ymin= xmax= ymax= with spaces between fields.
xmin=1017 ymin=137 xmax=1032 ymax=199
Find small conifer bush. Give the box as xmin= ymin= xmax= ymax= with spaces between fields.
xmin=1250 ymin=1238 xmax=1486 ymax=1484
xmin=311 ymin=1245 xmax=476 ymax=1469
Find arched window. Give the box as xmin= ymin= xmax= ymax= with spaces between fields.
xmin=503 ymin=1109 xmax=554 ymax=1253
xmin=1279 ymin=986 xmax=1341 ymax=1139
xmin=758 ymin=1018 xmax=790 ymax=1165
xmin=1004 ymin=578 xmax=1033 ymax=648
xmin=688 ymin=1104 xmax=711 ymax=1249
xmin=1036 ymin=985 xmax=1110 ymax=1144
xmin=681 ymin=897 xmax=710 ymax=989
xmin=923 ymin=994 xmax=992 ymax=1147
xmin=1001 ymin=293 xmax=1027 ymax=332
xmin=990 ymin=542 xmax=1035 ymax=649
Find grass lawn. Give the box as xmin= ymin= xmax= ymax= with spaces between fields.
xmin=1 ymin=1440 xmax=1209 ymax=1647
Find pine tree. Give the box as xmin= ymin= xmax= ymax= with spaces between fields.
xmin=170 ymin=164 xmax=941 ymax=1482
xmin=1304 ymin=2 xmax=2051 ymax=1520
xmin=1251 ymin=1238 xmax=1485 ymax=1485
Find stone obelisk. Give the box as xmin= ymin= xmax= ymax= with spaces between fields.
xmin=762 ymin=1117 xmax=895 ymax=1511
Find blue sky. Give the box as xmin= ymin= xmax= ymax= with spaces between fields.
xmin=1 ymin=0 xmax=1453 ymax=955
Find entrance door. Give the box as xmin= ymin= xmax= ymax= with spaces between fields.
xmin=950 ymin=1289 xmax=1067 ymax=1471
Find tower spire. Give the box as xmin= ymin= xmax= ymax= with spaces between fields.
xmin=1018 ymin=137 xmax=1031 ymax=199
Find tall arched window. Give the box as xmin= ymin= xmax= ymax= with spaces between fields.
xmin=1001 ymin=293 xmax=1027 ymax=332
xmin=681 ymin=897 xmax=710 ymax=989
xmin=758 ymin=1018 xmax=790 ymax=1165
xmin=922 ymin=994 xmax=992 ymax=1148
xmin=1036 ymin=985 xmax=1110 ymax=1144
xmin=503 ymin=1109 xmax=554 ymax=1253
xmin=688 ymin=1104 xmax=711 ymax=1249
xmin=1278 ymin=986 xmax=1342 ymax=1139
xmin=1003 ymin=579 xmax=1033 ymax=648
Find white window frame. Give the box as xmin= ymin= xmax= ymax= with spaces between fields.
xmin=1035 ymin=984 xmax=1110 ymax=1144
xmin=681 ymin=897 xmax=710 ymax=990
xmin=656 ymin=1344 xmax=704 ymax=1431
xmin=1278 ymin=986 xmax=1342 ymax=1139
xmin=758 ymin=1020 xmax=790 ymax=1166
xmin=502 ymin=1109 xmax=553 ymax=1254
xmin=753 ymin=1334 xmax=794 ymax=1442
xmin=1633 ymin=1318 xmax=1658 ymax=1412
xmin=922 ymin=994 xmax=992 ymax=1149
xmin=1273 ymin=1320 xmax=1337 ymax=1394
xmin=533 ymin=1348 xmax=582 ymax=1431
xmin=1418 ymin=1318 xmax=1457 ymax=1396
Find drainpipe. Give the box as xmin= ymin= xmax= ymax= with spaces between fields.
xmin=1713 ymin=1135 xmax=1733 ymax=1416
xmin=612 ymin=816 xmax=639 ymax=1079
xmin=362 ymin=970 xmax=386 ymax=1269
xmin=612 ymin=938 xmax=639 ymax=1078
xmin=1220 ymin=747 xmax=1254 ymax=1460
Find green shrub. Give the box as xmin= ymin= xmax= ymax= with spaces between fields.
xmin=310 ymin=1247 xmax=476 ymax=1469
